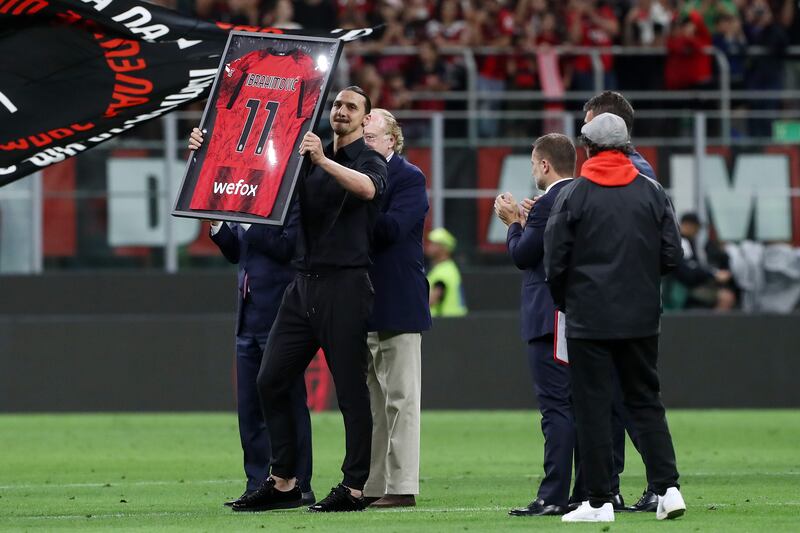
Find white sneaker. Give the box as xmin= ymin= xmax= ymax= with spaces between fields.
xmin=561 ymin=501 xmax=614 ymax=522
xmin=656 ymin=487 xmax=686 ymax=520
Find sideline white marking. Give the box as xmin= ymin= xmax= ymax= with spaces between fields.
xmin=0 ymin=479 xmax=239 ymax=490
xmin=5 ymin=503 xmax=800 ymax=521
xmin=2 ymin=471 xmax=798 ymax=490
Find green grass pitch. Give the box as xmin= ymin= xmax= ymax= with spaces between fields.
xmin=1 ymin=410 xmax=798 ymax=531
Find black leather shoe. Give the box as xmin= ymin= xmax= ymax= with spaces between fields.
xmin=509 ymin=498 xmax=566 ymax=516
xmin=231 ymin=478 xmax=303 ymax=512
xmin=301 ymin=490 xmax=316 ymax=505
xmin=308 ymin=484 xmax=367 ymax=512
xmin=611 ymin=493 xmax=626 ymax=511
xmin=567 ymin=493 xmax=624 ymax=513
xmin=224 ymin=490 xmax=252 ymax=507
xmin=624 ymin=489 xmax=658 ymax=512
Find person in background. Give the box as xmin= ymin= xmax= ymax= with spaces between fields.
xmin=664 ymin=9 xmax=713 ymax=136
xmin=712 ymin=12 xmax=747 ymax=91
xmin=426 ymin=0 xmax=470 ymax=46
xmin=468 ymin=0 xmax=515 ymax=137
xmin=681 ymin=0 xmax=738 ymax=30
xmin=620 ymin=0 xmax=671 ymax=127
xmin=362 ymin=108 xmax=431 ymax=508
xmin=663 ymin=212 xmax=736 ymax=311
xmin=262 ymin=0 xmax=301 ymax=28
xmin=566 ymin=0 xmax=619 ymax=91
xmin=743 ymin=0 xmax=790 ymax=137
xmin=406 ymin=41 xmax=450 ymax=113
xmin=426 ymin=228 xmax=467 ymax=317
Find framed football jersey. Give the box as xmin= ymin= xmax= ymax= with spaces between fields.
xmin=173 ymin=31 xmax=342 ymax=225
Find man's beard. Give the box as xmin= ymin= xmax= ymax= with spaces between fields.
xmin=332 ymin=120 xmax=355 ymax=135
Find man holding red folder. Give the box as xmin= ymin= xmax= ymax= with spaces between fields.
xmin=494 ymin=133 xmax=583 ymax=517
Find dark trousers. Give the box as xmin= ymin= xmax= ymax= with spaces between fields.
xmin=257 ymin=269 xmax=374 ymax=490
xmin=569 ymin=380 xmax=636 ymax=501
xmin=237 ymin=303 xmax=313 ymax=492
xmin=527 ymin=336 xmax=583 ymax=507
xmin=567 ymin=336 xmax=680 ymax=507
xmin=611 ymin=375 xmax=653 ymax=494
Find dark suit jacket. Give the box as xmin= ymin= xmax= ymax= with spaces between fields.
xmin=210 ymin=203 xmax=300 ymax=335
xmin=367 ymin=154 xmax=432 ymax=333
xmin=506 ymin=179 xmax=572 ymax=342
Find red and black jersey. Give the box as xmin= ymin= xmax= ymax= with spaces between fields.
xmin=190 ymin=49 xmax=323 ymax=216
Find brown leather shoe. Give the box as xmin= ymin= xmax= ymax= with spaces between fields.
xmin=370 ymin=495 xmax=416 ymax=508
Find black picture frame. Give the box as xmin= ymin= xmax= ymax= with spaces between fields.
xmin=172 ymin=30 xmax=343 ymax=225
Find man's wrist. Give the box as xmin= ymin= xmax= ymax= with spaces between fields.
xmin=317 ymin=155 xmax=333 ymax=172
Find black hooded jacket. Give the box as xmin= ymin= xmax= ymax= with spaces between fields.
xmin=544 ymin=150 xmax=683 ymax=339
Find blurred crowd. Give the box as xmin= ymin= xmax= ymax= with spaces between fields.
xmin=152 ymin=0 xmax=800 ymax=135
xmin=663 ymin=211 xmax=800 ymax=313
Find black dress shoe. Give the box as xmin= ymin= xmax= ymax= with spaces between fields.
xmin=567 ymin=493 xmax=624 ymax=513
xmin=624 ymin=489 xmax=658 ymax=512
xmin=301 ymin=490 xmax=316 ymax=505
xmin=509 ymin=498 xmax=566 ymax=516
xmin=224 ymin=490 xmax=252 ymax=507
xmin=611 ymin=493 xmax=626 ymax=511
xmin=231 ymin=478 xmax=303 ymax=512
xmin=308 ymin=484 xmax=367 ymax=512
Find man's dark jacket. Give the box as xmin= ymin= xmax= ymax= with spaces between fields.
xmin=211 ymin=203 xmax=300 ymax=335
xmin=543 ymin=151 xmax=683 ymax=339
xmin=367 ymin=154 xmax=432 ymax=333
xmin=506 ymin=179 xmax=572 ymax=342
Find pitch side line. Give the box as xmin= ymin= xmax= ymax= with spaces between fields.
xmin=5 ymin=508 xmax=509 ymax=521
xmin=0 ymin=479 xmax=239 ymax=490
xmin=2 ymin=470 xmax=799 ymax=490
xmin=420 ymin=471 xmax=800 ymax=481
xmin=7 ymin=503 xmax=800 ymax=521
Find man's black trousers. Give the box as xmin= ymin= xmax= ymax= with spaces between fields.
xmin=257 ymin=269 xmax=374 ymax=490
xmin=567 ymin=336 xmax=679 ymax=507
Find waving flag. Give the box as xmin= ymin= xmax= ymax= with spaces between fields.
xmin=0 ymin=0 xmax=375 ymax=186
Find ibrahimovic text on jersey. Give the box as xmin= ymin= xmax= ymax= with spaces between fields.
xmin=190 ymin=48 xmax=323 ymax=216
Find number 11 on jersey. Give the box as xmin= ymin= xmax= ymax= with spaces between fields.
xmin=237 ymin=99 xmax=280 ymax=155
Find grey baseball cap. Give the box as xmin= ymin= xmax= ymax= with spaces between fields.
xmin=580 ymin=112 xmax=630 ymax=147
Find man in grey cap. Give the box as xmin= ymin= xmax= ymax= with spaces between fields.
xmin=544 ymin=113 xmax=687 ymax=523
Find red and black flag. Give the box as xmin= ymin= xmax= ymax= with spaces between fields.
xmin=0 ymin=0 xmax=374 ymax=186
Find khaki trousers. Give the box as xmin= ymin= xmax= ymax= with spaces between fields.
xmin=363 ymin=331 xmax=422 ymax=497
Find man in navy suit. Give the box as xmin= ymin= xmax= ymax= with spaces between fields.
xmin=189 ymin=128 xmax=314 ymax=508
xmin=361 ymin=109 xmax=432 ymax=508
xmin=494 ymin=133 xmax=580 ymax=516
